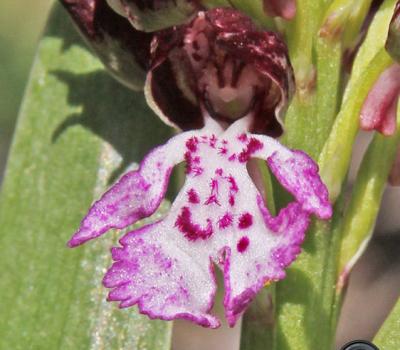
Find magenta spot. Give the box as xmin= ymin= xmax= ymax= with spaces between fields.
xmin=209 ymin=134 xmax=217 ymax=148
xmin=186 ymin=136 xmax=199 ymax=152
xmin=205 ymin=195 xmax=220 ymax=206
xmin=238 ymin=133 xmax=248 ymax=142
xmin=218 ymin=147 xmax=228 ymax=155
xmin=205 ymin=178 xmax=220 ymax=205
xmin=227 ymin=176 xmax=238 ymax=192
xmin=218 ymin=213 xmax=233 ymax=229
xmin=175 ymin=207 xmax=213 ymax=241
xmin=187 ymin=188 xmax=200 ymax=204
xmin=237 ymin=236 xmax=250 ymax=253
xmin=184 ymin=151 xmax=203 ymax=176
xmin=228 ymin=154 xmax=237 ymax=162
xmin=227 ymin=175 xmax=238 ymax=206
xmin=215 ymin=168 xmax=223 ymax=176
xmin=238 ymin=138 xmax=264 ymax=163
xmin=238 ymin=213 xmax=253 ymax=229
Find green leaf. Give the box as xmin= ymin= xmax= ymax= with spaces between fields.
xmin=0 ymin=4 xmax=173 ymax=349
xmin=337 ymin=108 xmax=400 ymax=288
xmin=374 ymin=298 xmax=400 ymax=349
xmin=319 ymin=0 xmax=398 ymax=201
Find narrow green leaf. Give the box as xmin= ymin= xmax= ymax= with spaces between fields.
xmin=319 ymin=0 xmax=397 ymax=201
xmin=0 ymin=5 xmax=173 ymax=349
xmin=337 ymin=106 xmax=400 ymax=289
xmin=319 ymin=49 xmax=393 ymax=201
xmin=374 ymin=298 xmax=400 ymax=349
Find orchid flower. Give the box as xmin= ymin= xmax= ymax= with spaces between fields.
xmin=63 ymin=2 xmax=332 ymax=328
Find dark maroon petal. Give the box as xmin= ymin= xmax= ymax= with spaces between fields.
xmin=60 ymin=0 xmax=152 ymax=90
xmin=204 ymin=7 xmax=257 ymax=33
xmin=106 ymin=0 xmax=200 ymax=32
xmin=147 ymin=8 xmax=295 ymax=136
xmin=386 ymin=0 xmax=400 ymax=62
xmin=263 ymin=0 xmax=296 ymax=20
xmin=150 ymin=25 xmax=187 ymax=68
xmin=216 ymin=31 xmax=294 ymax=135
xmin=360 ymin=64 xmax=400 ymax=136
xmin=146 ymin=60 xmax=203 ymax=130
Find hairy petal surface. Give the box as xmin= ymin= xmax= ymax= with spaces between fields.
xmin=360 ymin=63 xmax=400 ymax=136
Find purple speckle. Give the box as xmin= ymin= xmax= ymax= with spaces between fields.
xmin=238 ymin=213 xmax=253 ymax=229
xmin=175 ymin=207 xmax=213 ymax=241
xmin=238 ymin=133 xmax=248 ymax=142
xmin=209 ymin=134 xmax=217 ymax=148
xmin=185 ymin=151 xmax=203 ymax=176
xmin=238 ymin=138 xmax=264 ymax=163
xmin=218 ymin=213 xmax=233 ymax=229
xmin=187 ymin=188 xmax=200 ymax=204
xmin=186 ymin=137 xmax=199 ymax=152
xmin=237 ymin=236 xmax=250 ymax=253
xmin=205 ymin=179 xmax=220 ymax=205
xmin=218 ymin=147 xmax=228 ymax=155
xmin=228 ymin=154 xmax=237 ymax=162
xmin=227 ymin=175 xmax=238 ymax=206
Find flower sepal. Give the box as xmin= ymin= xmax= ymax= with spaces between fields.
xmin=60 ymin=0 xmax=153 ymax=90
xmin=106 ymin=0 xmax=200 ymax=32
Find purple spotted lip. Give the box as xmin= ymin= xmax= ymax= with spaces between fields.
xmin=69 ymin=116 xmax=332 ymax=328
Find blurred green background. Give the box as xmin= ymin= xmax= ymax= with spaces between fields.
xmin=0 ymin=0 xmax=53 ymax=181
